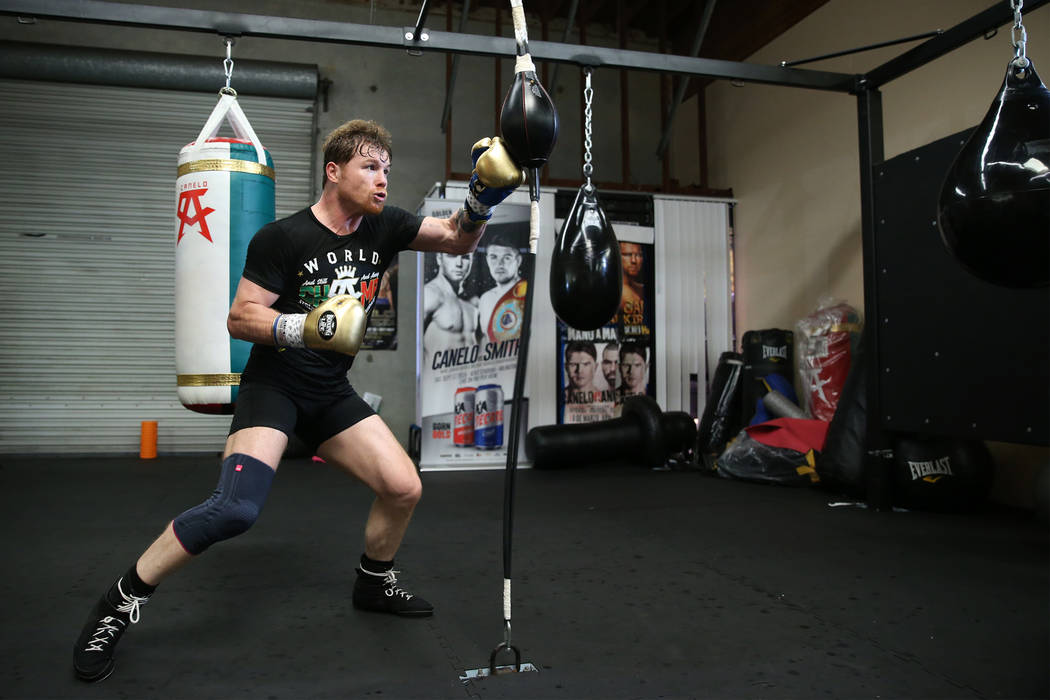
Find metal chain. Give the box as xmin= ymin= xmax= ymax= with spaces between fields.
xmin=582 ymin=67 xmax=594 ymax=188
xmin=1010 ymin=0 xmax=1029 ymax=75
xmin=221 ymin=37 xmax=237 ymax=95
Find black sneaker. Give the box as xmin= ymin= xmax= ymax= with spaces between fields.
xmin=73 ymin=578 xmax=150 ymax=682
xmin=352 ymin=567 xmax=434 ymax=617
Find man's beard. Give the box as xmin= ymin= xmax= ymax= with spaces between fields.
xmin=340 ymin=189 xmax=384 ymax=215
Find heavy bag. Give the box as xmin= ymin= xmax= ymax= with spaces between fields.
xmin=740 ymin=329 xmax=794 ymax=425
xmin=814 ymin=340 xmax=870 ymax=498
xmin=527 ymin=419 xmax=632 ymax=469
xmin=695 ymin=351 xmax=744 ymax=457
xmin=796 ymin=299 xmax=862 ymax=421
xmin=891 ymin=435 xmax=994 ymax=512
xmin=550 ymin=185 xmax=623 ymax=330
xmin=175 ymin=93 xmax=275 ymax=414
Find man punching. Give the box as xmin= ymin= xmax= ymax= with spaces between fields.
xmin=72 ymin=122 xmax=525 ymax=683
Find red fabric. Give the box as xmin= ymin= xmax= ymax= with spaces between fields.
xmin=799 ymin=304 xmax=860 ymax=421
xmin=745 ymin=417 xmax=830 ymax=453
xmin=807 ymin=329 xmax=853 ymax=421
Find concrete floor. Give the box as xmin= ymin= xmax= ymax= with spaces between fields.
xmin=2 ymin=455 xmax=1047 ymax=699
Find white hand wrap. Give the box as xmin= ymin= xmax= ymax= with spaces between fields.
xmin=273 ymin=313 xmax=306 ymax=348
xmin=465 ymin=187 xmax=493 ymax=221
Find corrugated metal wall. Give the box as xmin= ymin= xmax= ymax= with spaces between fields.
xmin=0 ymin=79 xmax=315 ymax=455
xmin=653 ymin=196 xmax=734 ymax=416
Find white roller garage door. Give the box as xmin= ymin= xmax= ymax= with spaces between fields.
xmin=0 ymin=78 xmax=315 ymax=455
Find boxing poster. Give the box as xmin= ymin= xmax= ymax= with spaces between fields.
xmin=556 ymin=239 xmax=656 ymax=424
xmin=416 ymin=200 xmax=531 ymax=469
xmin=361 ymin=265 xmax=398 ymax=350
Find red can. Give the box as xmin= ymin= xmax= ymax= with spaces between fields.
xmin=454 ymin=386 xmax=476 ymax=446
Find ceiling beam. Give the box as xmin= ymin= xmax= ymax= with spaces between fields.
xmin=0 ymin=0 xmax=859 ymax=92
xmin=864 ymin=0 xmax=1050 ymax=87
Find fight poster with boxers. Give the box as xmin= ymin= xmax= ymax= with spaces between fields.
xmin=362 ymin=265 xmax=398 ymax=350
xmin=416 ymin=200 xmax=531 ymax=469
xmin=556 ymin=239 xmax=656 ymax=424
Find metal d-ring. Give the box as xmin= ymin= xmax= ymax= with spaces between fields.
xmin=489 ymin=641 xmax=522 ymax=675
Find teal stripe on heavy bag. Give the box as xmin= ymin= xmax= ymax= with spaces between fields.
xmin=228 ymin=140 xmax=276 ymax=401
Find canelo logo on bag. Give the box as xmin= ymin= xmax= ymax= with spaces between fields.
xmin=176 ymin=186 xmax=215 ymax=244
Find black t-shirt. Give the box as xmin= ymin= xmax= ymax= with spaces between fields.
xmin=241 ymin=205 xmax=421 ymax=390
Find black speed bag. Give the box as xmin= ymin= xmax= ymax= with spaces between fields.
xmin=500 ymin=70 xmax=559 ymax=169
xmin=550 ymin=184 xmax=623 ymax=330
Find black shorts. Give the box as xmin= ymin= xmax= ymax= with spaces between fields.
xmin=229 ymin=379 xmax=375 ymax=452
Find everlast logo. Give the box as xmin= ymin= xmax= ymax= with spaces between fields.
xmin=762 ymin=345 xmax=788 ymax=360
xmin=907 ymin=456 xmax=954 ymax=482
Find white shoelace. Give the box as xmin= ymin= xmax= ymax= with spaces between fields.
xmin=114 ymin=578 xmax=150 ymax=624
xmin=360 ymin=566 xmax=414 ymax=600
xmin=83 ymin=578 xmax=150 ymax=653
xmin=86 ymin=618 xmax=124 ymax=652
xmin=382 ymin=570 xmax=414 ymax=600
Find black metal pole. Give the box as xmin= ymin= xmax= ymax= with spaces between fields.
xmin=655 ymin=0 xmax=717 ymax=158
xmin=781 ymin=30 xmax=943 ymax=67
xmin=865 ymin=0 xmax=1050 ymax=87
xmin=411 ymin=0 xmax=431 ymax=41
xmin=546 ymin=0 xmax=579 ymax=97
xmin=439 ymin=0 xmax=471 ymax=132
xmin=0 ymin=0 xmax=859 ymax=92
xmin=856 ymin=83 xmax=893 ymax=511
xmin=502 ymin=246 xmax=535 ymax=580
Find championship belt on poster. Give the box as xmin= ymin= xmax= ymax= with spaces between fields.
xmin=488 ymin=280 xmax=527 ymax=342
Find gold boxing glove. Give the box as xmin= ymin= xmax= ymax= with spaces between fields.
xmin=472 ymin=137 xmax=526 ymax=189
xmin=272 ymin=295 xmax=366 ymax=356
xmin=464 ymin=136 xmax=526 ymax=222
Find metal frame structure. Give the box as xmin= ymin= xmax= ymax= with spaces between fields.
xmin=2 ymin=0 xmax=1046 ymax=502
xmin=1 ymin=0 xmax=858 ymax=91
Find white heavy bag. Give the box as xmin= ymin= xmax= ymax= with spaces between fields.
xmin=175 ymin=93 xmax=275 ymax=413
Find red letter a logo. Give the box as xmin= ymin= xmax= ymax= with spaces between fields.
xmin=177 ymin=188 xmax=216 ymax=244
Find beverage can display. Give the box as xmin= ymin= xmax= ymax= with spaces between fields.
xmin=474 ymin=383 xmax=504 ymax=449
xmin=453 ymin=386 xmax=476 ymax=446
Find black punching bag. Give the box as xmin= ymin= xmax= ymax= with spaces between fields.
xmin=938 ymin=59 xmax=1050 ymax=288
xmin=500 ymin=70 xmax=559 ymax=171
xmin=550 ymin=185 xmax=623 ymax=330
xmin=695 ymin=351 xmax=745 ymax=458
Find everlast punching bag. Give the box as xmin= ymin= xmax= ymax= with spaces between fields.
xmin=740 ymin=329 xmax=795 ymax=425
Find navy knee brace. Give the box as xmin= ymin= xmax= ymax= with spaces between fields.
xmin=172 ymin=453 xmax=275 ymax=555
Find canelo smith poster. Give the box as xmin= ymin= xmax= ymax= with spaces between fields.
xmin=557 ymin=238 xmax=656 ymax=424
xmin=416 ymin=200 xmax=530 ymax=469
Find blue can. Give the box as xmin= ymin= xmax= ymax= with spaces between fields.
xmin=473 ymin=384 xmax=504 ymax=449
